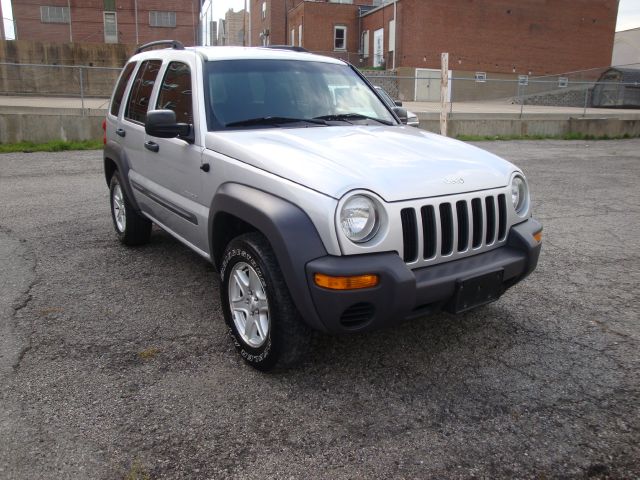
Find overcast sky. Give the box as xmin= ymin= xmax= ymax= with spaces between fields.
xmin=2 ymin=0 xmax=640 ymax=40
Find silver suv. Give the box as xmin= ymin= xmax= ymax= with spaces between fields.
xmin=104 ymin=41 xmax=542 ymax=371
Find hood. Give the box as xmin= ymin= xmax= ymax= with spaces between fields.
xmin=205 ymin=125 xmax=516 ymax=202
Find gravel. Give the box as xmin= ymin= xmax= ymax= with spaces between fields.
xmin=0 ymin=140 xmax=638 ymax=479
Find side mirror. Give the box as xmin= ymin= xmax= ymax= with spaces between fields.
xmin=394 ymin=100 xmax=403 ymax=107
xmin=145 ymin=109 xmax=192 ymax=141
xmin=392 ymin=106 xmax=409 ymax=125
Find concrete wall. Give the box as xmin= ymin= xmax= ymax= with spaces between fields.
xmin=0 ymin=107 xmax=104 ymax=143
xmin=0 ymin=40 xmax=126 ymax=97
xmin=3 ymin=106 xmax=640 ymax=144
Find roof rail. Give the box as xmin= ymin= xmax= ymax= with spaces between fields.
xmin=264 ymin=45 xmax=309 ymax=53
xmin=135 ymin=40 xmax=185 ymax=54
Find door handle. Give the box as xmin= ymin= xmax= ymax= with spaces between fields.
xmin=115 ymin=128 xmax=126 ymax=137
xmin=144 ymin=141 xmax=159 ymax=153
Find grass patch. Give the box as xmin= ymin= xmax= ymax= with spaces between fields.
xmin=456 ymin=132 xmax=635 ymax=141
xmin=0 ymin=140 xmax=102 ymax=154
xmin=138 ymin=347 xmax=161 ymax=360
xmin=124 ymin=460 xmax=151 ymax=480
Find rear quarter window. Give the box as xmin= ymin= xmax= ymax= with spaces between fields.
xmin=109 ymin=62 xmax=136 ymax=117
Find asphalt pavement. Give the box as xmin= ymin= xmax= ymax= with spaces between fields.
xmin=0 ymin=140 xmax=638 ymax=479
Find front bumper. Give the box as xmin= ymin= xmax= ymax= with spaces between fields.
xmin=305 ymin=218 xmax=542 ymax=334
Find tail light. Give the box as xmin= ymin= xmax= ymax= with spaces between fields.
xmin=102 ymin=119 xmax=107 ymax=145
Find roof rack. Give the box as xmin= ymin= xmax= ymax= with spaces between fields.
xmin=264 ymin=45 xmax=309 ymax=53
xmin=135 ymin=40 xmax=185 ymax=54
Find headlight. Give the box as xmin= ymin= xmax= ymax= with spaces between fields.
xmin=340 ymin=195 xmax=379 ymax=243
xmin=511 ymin=174 xmax=528 ymax=215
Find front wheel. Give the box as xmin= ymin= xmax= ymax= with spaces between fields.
xmin=220 ymin=233 xmax=311 ymax=371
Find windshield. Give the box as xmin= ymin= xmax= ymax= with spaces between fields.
xmin=204 ymin=59 xmax=396 ymax=130
xmin=375 ymin=87 xmax=396 ymax=109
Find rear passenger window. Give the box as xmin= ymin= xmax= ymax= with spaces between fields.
xmin=125 ymin=59 xmax=162 ymax=124
xmin=156 ymin=62 xmax=193 ymax=124
xmin=109 ymin=62 xmax=136 ymax=117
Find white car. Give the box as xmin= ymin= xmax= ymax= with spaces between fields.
xmin=104 ymin=42 xmax=542 ymax=371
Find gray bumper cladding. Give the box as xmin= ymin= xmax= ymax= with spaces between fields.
xmin=305 ymin=218 xmax=542 ymax=334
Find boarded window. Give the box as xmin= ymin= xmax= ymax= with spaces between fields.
xmin=40 ymin=6 xmax=70 ymax=23
xmin=149 ymin=11 xmax=176 ymax=28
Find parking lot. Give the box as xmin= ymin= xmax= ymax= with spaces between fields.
xmin=0 ymin=139 xmax=638 ymax=479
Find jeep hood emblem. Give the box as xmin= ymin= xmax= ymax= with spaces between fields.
xmin=444 ymin=175 xmax=465 ymax=184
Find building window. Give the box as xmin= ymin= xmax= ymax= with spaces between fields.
xmin=40 ymin=6 xmax=70 ymax=23
xmin=262 ymin=2 xmax=267 ymax=20
xmin=149 ymin=11 xmax=176 ymax=28
xmin=334 ymin=26 xmax=346 ymax=51
xmin=104 ymin=12 xmax=118 ymax=43
xmin=298 ymin=24 xmax=303 ymax=47
xmin=330 ymin=0 xmax=354 ymax=3
xmin=104 ymin=0 xmax=116 ymax=11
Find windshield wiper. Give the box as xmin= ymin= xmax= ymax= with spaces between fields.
xmin=225 ymin=116 xmax=327 ymax=128
xmin=313 ymin=113 xmax=393 ymax=126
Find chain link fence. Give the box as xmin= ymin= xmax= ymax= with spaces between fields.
xmin=0 ymin=62 xmax=121 ymax=114
xmin=2 ymin=60 xmax=640 ymax=118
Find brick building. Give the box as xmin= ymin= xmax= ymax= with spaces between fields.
xmin=11 ymin=0 xmax=200 ymax=45
xmin=254 ymin=0 xmax=618 ymax=76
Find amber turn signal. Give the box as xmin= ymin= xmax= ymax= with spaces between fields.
xmin=533 ymin=230 xmax=543 ymax=243
xmin=314 ymin=273 xmax=380 ymax=290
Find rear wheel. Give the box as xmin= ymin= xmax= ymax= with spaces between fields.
xmin=220 ymin=233 xmax=311 ymax=371
xmin=109 ymin=171 xmax=151 ymax=246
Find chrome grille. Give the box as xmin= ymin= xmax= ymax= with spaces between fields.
xmin=400 ymin=191 xmax=509 ymax=268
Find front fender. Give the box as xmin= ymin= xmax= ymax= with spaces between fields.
xmin=210 ymin=183 xmax=329 ymax=331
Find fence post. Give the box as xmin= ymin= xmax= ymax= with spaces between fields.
xmin=79 ymin=66 xmax=85 ymax=116
xmin=583 ymin=88 xmax=589 ymax=118
xmin=440 ymin=52 xmax=449 ymax=136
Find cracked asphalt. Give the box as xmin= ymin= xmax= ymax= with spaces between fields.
xmin=0 ymin=140 xmax=639 ymax=479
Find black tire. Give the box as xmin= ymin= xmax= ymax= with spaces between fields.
xmin=109 ymin=171 xmax=151 ymax=246
xmin=220 ymin=232 xmax=311 ymax=371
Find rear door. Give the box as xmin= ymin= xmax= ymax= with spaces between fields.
xmin=120 ymin=58 xmax=163 ymax=208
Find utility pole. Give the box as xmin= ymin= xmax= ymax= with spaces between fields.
xmin=440 ymin=52 xmax=449 ymax=137
xmin=67 ymin=0 xmax=73 ymax=42
xmin=134 ymin=0 xmax=139 ymax=44
xmin=243 ymin=0 xmax=247 ymax=46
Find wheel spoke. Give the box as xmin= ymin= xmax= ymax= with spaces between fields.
xmin=232 ymin=268 xmax=250 ymax=297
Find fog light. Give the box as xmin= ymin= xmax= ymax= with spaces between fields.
xmin=314 ymin=273 xmax=379 ymax=290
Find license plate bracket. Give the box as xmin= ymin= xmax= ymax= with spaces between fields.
xmin=451 ymin=270 xmax=505 ymax=313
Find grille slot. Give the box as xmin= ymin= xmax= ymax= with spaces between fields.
xmin=399 ymin=189 xmax=511 ymax=268
xmin=340 ymin=303 xmax=375 ymax=329
xmin=485 ymin=196 xmax=496 ymax=244
xmin=456 ymin=200 xmax=469 ymax=252
xmin=421 ymin=205 xmax=437 ymax=259
xmin=439 ymin=203 xmax=454 ymax=256
xmin=400 ymin=208 xmax=418 ymax=262
xmin=471 ymin=198 xmax=483 ymax=248
xmin=498 ymin=194 xmax=507 ymax=240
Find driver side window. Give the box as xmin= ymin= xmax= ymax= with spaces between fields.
xmin=156 ymin=62 xmax=193 ymax=124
